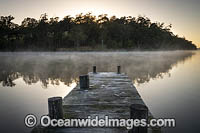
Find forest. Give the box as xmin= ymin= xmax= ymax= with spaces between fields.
xmin=0 ymin=13 xmax=197 ymax=51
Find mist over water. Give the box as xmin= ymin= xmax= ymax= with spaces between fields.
xmin=0 ymin=51 xmax=199 ymax=133
xmin=0 ymin=51 xmax=194 ymax=86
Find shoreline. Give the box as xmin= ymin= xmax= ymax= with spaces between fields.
xmin=0 ymin=49 xmax=197 ymax=53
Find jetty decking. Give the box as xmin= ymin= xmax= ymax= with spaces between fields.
xmin=63 ymin=72 xmax=146 ymax=115
xmin=61 ymin=72 xmax=155 ymax=133
xmin=32 ymin=70 xmax=160 ymax=133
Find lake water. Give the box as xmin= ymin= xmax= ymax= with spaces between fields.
xmin=0 ymin=51 xmax=199 ymax=133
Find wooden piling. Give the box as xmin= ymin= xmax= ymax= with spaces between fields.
xmin=117 ymin=66 xmax=121 ymax=74
xmin=48 ymin=97 xmax=63 ymax=119
xmin=93 ymin=66 xmax=97 ymax=73
xmin=79 ymin=75 xmax=89 ymax=89
xmin=129 ymin=104 xmax=148 ymax=133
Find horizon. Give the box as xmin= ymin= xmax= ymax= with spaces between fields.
xmin=1 ymin=0 xmax=199 ymax=47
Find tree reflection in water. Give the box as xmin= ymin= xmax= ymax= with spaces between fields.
xmin=0 ymin=51 xmax=195 ymax=87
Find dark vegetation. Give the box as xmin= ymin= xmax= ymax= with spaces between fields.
xmin=0 ymin=13 xmax=197 ymax=51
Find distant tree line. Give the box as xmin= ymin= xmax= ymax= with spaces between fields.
xmin=0 ymin=13 xmax=197 ymax=51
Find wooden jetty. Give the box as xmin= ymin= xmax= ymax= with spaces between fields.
xmin=32 ymin=66 xmax=161 ymax=133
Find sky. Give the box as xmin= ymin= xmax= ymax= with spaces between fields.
xmin=0 ymin=0 xmax=200 ymax=47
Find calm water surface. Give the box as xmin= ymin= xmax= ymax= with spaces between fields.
xmin=136 ymin=50 xmax=200 ymax=133
xmin=0 ymin=51 xmax=199 ymax=133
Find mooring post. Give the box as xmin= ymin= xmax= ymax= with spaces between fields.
xmin=117 ymin=66 xmax=121 ymax=74
xmin=79 ymin=75 xmax=89 ymax=89
xmin=93 ymin=66 xmax=97 ymax=73
xmin=129 ymin=104 xmax=148 ymax=133
xmin=48 ymin=97 xmax=63 ymax=119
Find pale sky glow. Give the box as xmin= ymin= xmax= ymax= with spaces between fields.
xmin=0 ymin=0 xmax=200 ymax=47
